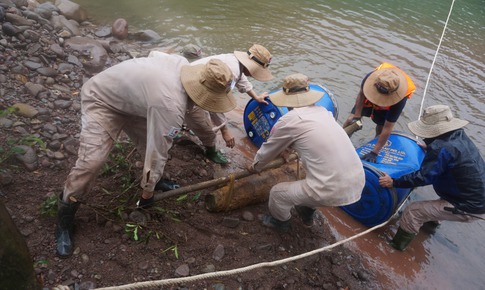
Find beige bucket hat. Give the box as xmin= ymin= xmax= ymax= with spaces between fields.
xmin=363 ymin=67 xmax=408 ymax=107
xmin=408 ymin=104 xmax=468 ymax=138
xmin=234 ymin=44 xmax=273 ymax=81
xmin=269 ymin=73 xmax=322 ymax=108
xmin=180 ymin=59 xmax=237 ymax=113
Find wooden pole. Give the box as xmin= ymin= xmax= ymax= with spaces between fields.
xmin=153 ymin=153 xmax=298 ymax=201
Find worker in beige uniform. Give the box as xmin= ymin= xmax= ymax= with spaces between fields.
xmin=56 ymin=55 xmax=236 ymax=257
xmin=248 ymin=74 xmax=366 ymax=232
xmin=185 ymin=44 xmax=273 ymax=164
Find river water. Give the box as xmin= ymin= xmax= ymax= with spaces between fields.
xmin=73 ymin=0 xmax=484 ymax=289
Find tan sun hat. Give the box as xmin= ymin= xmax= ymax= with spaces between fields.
xmin=269 ymin=73 xmax=323 ymax=108
xmin=180 ymin=59 xmax=237 ymax=113
xmin=363 ymin=67 xmax=408 ymax=107
xmin=234 ymin=44 xmax=273 ymax=81
xmin=408 ymin=104 xmax=469 ymax=138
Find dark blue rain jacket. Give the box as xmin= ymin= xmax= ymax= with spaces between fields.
xmin=393 ymin=129 xmax=485 ymax=214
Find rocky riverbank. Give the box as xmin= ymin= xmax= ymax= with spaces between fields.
xmin=0 ymin=1 xmax=379 ymax=289
xmin=0 ymin=0 xmax=174 ymax=182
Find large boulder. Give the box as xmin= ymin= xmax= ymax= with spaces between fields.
xmin=64 ymin=37 xmax=108 ymax=73
xmin=55 ymin=0 xmax=87 ymax=22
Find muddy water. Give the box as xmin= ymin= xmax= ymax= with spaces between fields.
xmin=73 ymin=0 xmax=485 ymax=288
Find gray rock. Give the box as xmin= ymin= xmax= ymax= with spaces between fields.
xmin=49 ymin=43 xmax=65 ymax=57
xmin=67 ymin=54 xmax=82 ymax=66
xmin=54 ymin=100 xmax=72 ymax=109
xmin=37 ymin=67 xmax=58 ymax=77
xmin=21 ymin=10 xmax=50 ymax=26
xmin=129 ymin=210 xmax=148 ymax=225
xmin=242 ymin=211 xmax=255 ymax=221
xmin=133 ymin=29 xmax=161 ymax=42
xmin=0 ymin=118 xmax=14 ymax=128
xmin=55 ymin=0 xmax=87 ymax=23
xmin=58 ymin=63 xmax=74 ymax=74
xmin=174 ymin=264 xmax=190 ymax=277
xmin=36 ymin=2 xmax=59 ymax=19
xmin=94 ymin=26 xmax=111 ymax=38
xmin=5 ymin=13 xmax=35 ymax=26
xmin=24 ymin=82 xmax=45 ymax=97
xmin=222 ymin=216 xmax=240 ymax=228
xmin=14 ymin=145 xmax=39 ymax=171
xmin=64 ymin=37 xmax=108 ymax=73
xmin=2 ymin=21 xmax=21 ymax=36
xmin=201 ymin=264 xmax=216 ymax=273
xmin=23 ymin=60 xmax=42 ymax=70
xmin=212 ymin=244 xmax=225 ymax=261
xmin=50 ymin=14 xmax=80 ymax=36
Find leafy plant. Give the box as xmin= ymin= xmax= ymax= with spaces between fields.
xmin=124 ymin=223 xmax=142 ymax=241
xmin=100 ymin=141 xmax=136 ymax=191
xmin=33 ymin=259 xmax=49 ymax=267
xmin=40 ymin=195 xmax=58 ymax=217
xmin=161 ymin=244 xmax=179 ymax=259
xmin=176 ymin=192 xmax=201 ymax=203
xmin=101 ymin=142 xmax=130 ymax=176
xmin=0 ymin=107 xmax=16 ymax=118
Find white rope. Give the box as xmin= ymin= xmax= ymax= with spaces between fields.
xmin=94 ymin=211 xmax=395 ymax=290
xmin=418 ymin=0 xmax=456 ymax=119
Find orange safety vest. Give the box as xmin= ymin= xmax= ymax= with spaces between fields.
xmin=363 ymin=62 xmax=416 ymax=110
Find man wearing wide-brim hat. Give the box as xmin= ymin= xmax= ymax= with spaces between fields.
xmin=342 ymin=62 xmax=416 ymax=163
xmin=379 ymin=104 xmax=485 ymax=251
xmin=183 ymin=44 xmax=273 ymax=165
xmin=55 ymin=54 xmax=235 ymax=257
xmin=248 ymin=73 xmax=365 ymax=232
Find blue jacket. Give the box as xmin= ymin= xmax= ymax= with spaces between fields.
xmin=393 ymin=129 xmax=485 ymax=214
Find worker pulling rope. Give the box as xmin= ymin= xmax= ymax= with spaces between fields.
xmin=79 ymin=2 xmax=458 ymax=290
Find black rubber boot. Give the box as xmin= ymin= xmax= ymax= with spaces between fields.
xmin=421 ymin=220 xmax=441 ymax=234
xmin=389 ymin=227 xmax=416 ymax=251
xmin=136 ymin=196 xmax=154 ymax=209
xmin=261 ymin=214 xmax=291 ymax=232
xmin=55 ymin=194 xmax=80 ymax=258
xmin=295 ymin=205 xmax=316 ymax=227
xmin=154 ymin=179 xmax=180 ymax=192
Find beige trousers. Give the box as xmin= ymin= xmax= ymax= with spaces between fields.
xmin=268 ymin=180 xmax=323 ymax=222
xmin=399 ymin=199 xmax=485 ymax=234
xmin=63 ymin=112 xmax=147 ymax=202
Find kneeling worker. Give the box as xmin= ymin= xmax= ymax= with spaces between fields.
xmin=248 ymin=74 xmax=365 ymax=231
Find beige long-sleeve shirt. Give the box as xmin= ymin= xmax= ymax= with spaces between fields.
xmin=252 ymin=105 xmax=365 ymax=206
xmin=80 ymin=54 xmax=190 ymax=191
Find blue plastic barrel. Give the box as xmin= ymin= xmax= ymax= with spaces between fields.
xmin=340 ymin=132 xmax=425 ymax=227
xmin=243 ymin=84 xmax=338 ymax=148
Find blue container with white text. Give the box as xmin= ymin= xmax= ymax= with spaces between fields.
xmin=340 ymin=132 xmax=425 ymax=227
xmin=243 ymin=84 xmax=338 ymax=148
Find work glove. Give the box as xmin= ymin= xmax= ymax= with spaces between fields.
xmin=361 ymin=151 xmax=378 ymax=163
xmin=155 ymin=179 xmax=180 ymax=192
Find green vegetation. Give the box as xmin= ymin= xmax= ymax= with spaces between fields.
xmin=40 ymin=195 xmax=58 ymax=217
xmin=161 ymin=244 xmax=179 ymax=259
xmin=0 ymin=107 xmax=46 ymax=170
